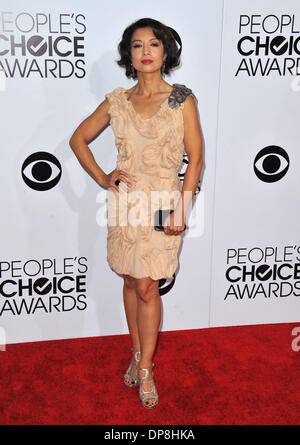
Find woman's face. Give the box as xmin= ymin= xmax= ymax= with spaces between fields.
xmin=130 ymin=27 xmax=166 ymax=75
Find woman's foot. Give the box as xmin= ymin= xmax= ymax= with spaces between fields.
xmin=138 ymin=365 xmax=159 ymax=409
xmin=124 ymin=349 xmax=141 ymax=387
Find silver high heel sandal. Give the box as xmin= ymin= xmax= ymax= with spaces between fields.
xmin=124 ymin=348 xmax=141 ymax=388
xmin=138 ymin=364 xmax=159 ymax=409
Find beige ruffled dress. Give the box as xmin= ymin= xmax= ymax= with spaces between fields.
xmin=105 ymin=83 xmax=196 ymax=280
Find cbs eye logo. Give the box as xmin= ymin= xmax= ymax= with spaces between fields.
xmin=254 ymin=146 xmax=289 ymax=183
xmin=179 ymin=154 xmax=200 ymax=194
xmin=158 ymin=274 xmax=176 ymax=296
xmin=21 ymin=152 xmax=62 ymax=191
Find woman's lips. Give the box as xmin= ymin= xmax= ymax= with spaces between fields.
xmin=141 ymin=60 xmax=153 ymax=64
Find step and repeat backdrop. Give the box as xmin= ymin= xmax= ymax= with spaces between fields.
xmin=1 ymin=0 xmax=299 ymax=344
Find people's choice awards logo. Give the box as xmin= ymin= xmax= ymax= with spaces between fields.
xmin=254 ymin=146 xmax=289 ymax=182
xmin=21 ymin=152 xmax=62 ymax=190
xmin=236 ymin=14 xmax=300 ymax=77
xmin=0 ymin=11 xmax=86 ymax=79
xmin=224 ymin=245 xmax=300 ymax=301
xmin=0 ymin=257 xmax=88 ymax=317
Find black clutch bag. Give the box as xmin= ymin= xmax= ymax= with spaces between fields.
xmin=154 ymin=209 xmax=187 ymax=231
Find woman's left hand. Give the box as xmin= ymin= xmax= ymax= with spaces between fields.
xmin=163 ymin=209 xmax=186 ymax=235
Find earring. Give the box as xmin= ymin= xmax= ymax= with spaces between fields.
xmin=131 ymin=63 xmax=135 ymax=76
xmin=161 ymin=60 xmax=166 ymax=75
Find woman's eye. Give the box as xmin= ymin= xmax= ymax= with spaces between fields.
xmin=132 ymin=43 xmax=159 ymax=48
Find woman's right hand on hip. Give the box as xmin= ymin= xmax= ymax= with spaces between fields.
xmin=103 ymin=169 xmax=131 ymax=192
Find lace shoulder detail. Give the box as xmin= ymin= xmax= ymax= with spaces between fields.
xmin=168 ymin=83 xmax=197 ymax=109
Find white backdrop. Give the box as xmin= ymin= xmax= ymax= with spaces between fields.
xmin=0 ymin=0 xmax=299 ymax=345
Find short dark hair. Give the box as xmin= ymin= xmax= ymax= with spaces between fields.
xmin=116 ymin=18 xmax=182 ymax=79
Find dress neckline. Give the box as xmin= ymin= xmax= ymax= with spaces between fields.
xmin=122 ymin=84 xmax=175 ymax=121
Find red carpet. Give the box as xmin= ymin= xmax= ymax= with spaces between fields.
xmin=0 ymin=322 xmax=299 ymax=425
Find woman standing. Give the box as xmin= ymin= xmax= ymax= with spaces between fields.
xmin=69 ymin=17 xmax=203 ymax=409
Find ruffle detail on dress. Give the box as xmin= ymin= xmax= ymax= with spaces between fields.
xmin=107 ymin=225 xmax=137 ymax=273
xmin=140 ymin=126 xmax=184 ymax=177
xmin=106 ymin=226 xmax=123 ymax=267
xmin=160 ymin=127 xmax=185 ymax=170
xmin=116 ymin=140 xmax=136 ymax=171
xmin=140 ymin=243 xmax=181 ymax=280
xmin=105 ymin=87 xmax=127 ymax=149
xmin=107 ymin=239 xmax=180 ymax=280
xmin=140 ymin=247 xmax=171 ymax=280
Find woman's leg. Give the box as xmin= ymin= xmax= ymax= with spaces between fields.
xmin=135 ymin=277 xmax=161 ymax=368
xmin=123 ymin=274 xmax=140 ymax=353
xmin=122 ymin=274 xmax=161 ymax=407
xmin=135 ymin=276 xmax=161 ymax=408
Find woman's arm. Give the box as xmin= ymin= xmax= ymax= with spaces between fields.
xmin=69 ymin=98 xmax=131 ymax=191
xmin=69 ymin=98 xmax=111 ymax=187
xmin=180 ymin=94 xmax=204 ymax=217
xmin=164 ymin=95 xmax=204 ymax=235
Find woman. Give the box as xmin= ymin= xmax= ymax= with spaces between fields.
xmin=69 ymin=17 xmax=203 ymax=409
